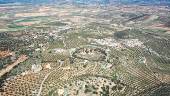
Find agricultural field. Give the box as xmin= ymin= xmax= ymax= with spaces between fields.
xmin=0 ymin=1 xmax=170 ymax=96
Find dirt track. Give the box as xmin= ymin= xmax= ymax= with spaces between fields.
xmin=0 ymin=55 xmax=28 ymax=77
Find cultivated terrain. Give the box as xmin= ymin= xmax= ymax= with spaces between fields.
xmin=0 ymin=2 xmax=170 ymax=96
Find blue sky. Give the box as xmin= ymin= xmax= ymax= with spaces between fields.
xmin=0 ymin=0 xmax=169 ymax=5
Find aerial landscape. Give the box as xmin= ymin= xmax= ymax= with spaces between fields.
xmin=0 ymin=0 xmax=170 ymax=96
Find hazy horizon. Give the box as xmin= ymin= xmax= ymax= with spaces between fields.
xmin=0 ymin=0 xmax=169 ymax=5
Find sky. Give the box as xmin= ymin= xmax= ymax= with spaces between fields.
xmin=0 ymin=0 xmax=169 ymax=5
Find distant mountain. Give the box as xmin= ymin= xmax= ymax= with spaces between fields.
xmin=0 ymin=0 xmax=170 ymax=5
xmin=117 ymin=0 xmax=170 ymax=5
xmin=0 ymin=0 xmax=59 ymax=4
xmin=0 ymin=0 xmax=14 ymax=4
xmin=72 ymin=0 xmax=110 ymax=4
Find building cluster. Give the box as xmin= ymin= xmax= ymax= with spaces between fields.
xmin=121 ymin=39 xmax=145 ymax=48
xmin=92 ymin=38 xmax=123 ymax=49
